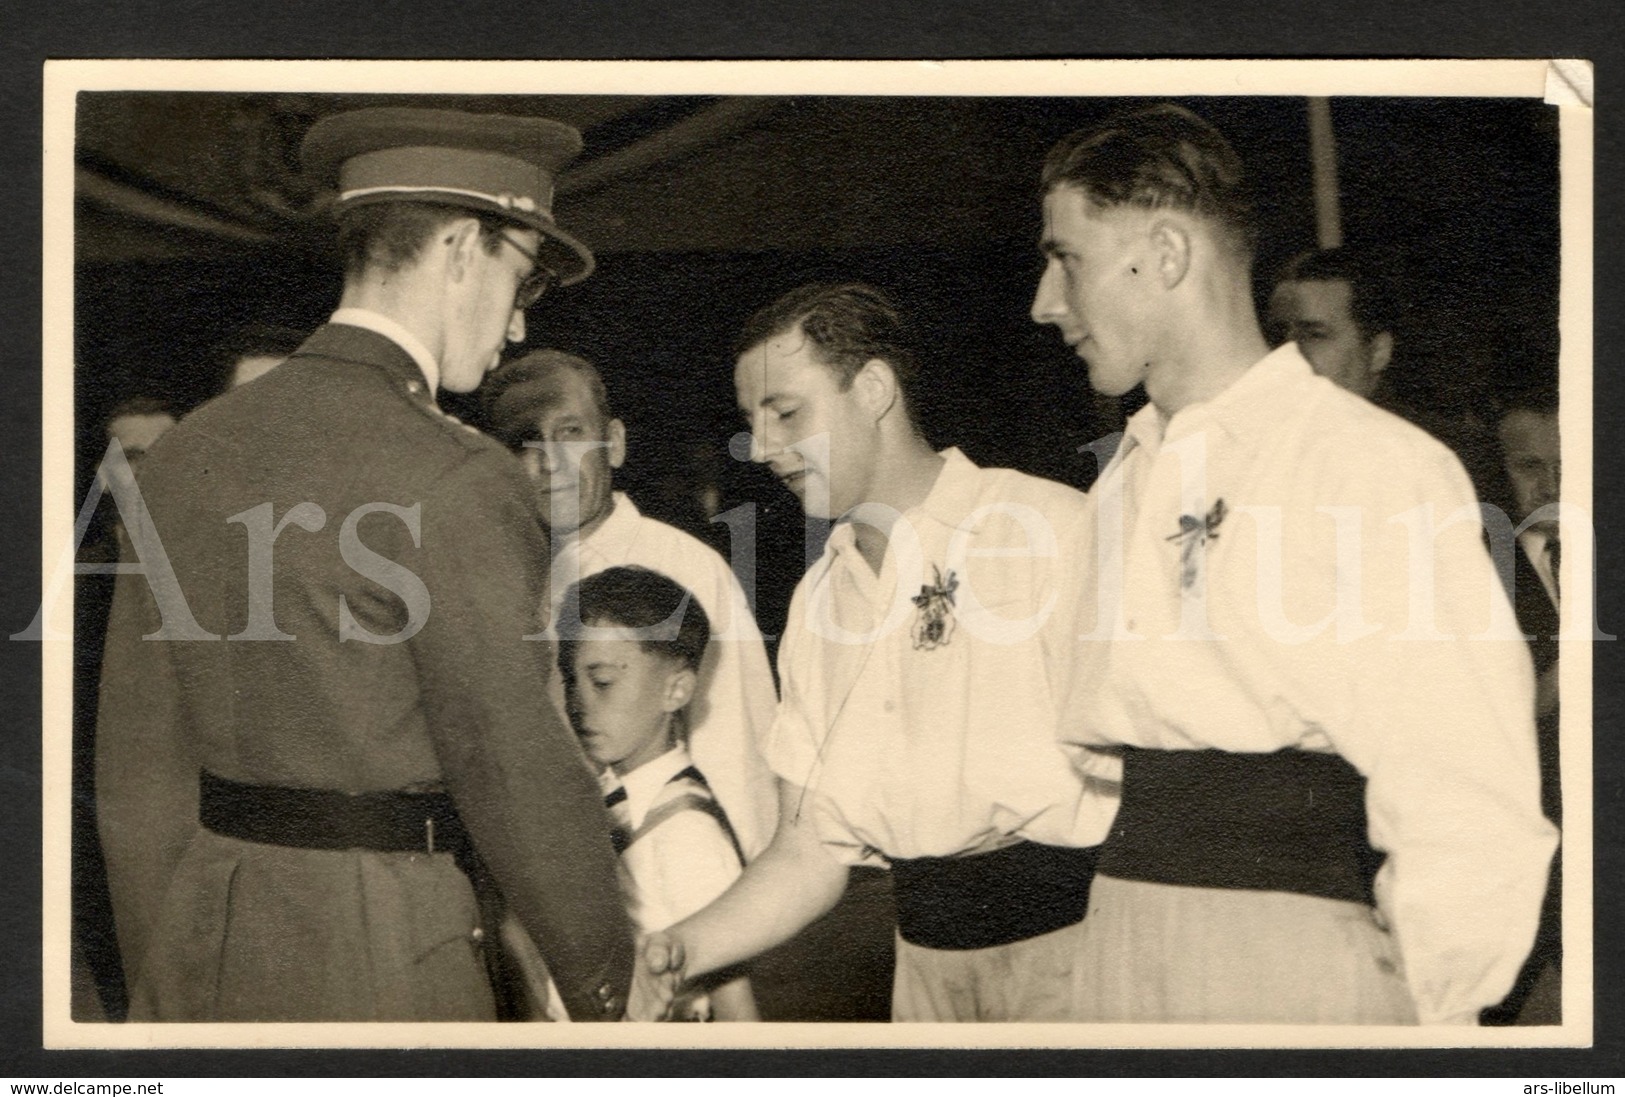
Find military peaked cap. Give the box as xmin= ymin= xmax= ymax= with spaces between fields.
xmin=301 ymin=106 xmax=595 ymax=285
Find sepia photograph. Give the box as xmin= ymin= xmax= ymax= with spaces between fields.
xmin=37 ymin=59 xmax=1593 ymax=1052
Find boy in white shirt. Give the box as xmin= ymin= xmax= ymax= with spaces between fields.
xmin=557 ymin=566 xmax=757 ymax=1021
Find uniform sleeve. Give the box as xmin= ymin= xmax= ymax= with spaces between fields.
xmin=1323 ymin=438 xmax=1557 ymax=1023
xmin=411 ymin=453 xmax=634 ymax=1021
xmin=95 ymin=552 xmax=201 ymax=987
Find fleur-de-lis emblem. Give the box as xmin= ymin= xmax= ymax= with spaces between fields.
xmin=911 ymin=565 xmax=959 ymax=650
xmin=1165 ymin=498 xmax=1227 ymax=592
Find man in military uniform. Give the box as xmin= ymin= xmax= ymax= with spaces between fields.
xmin=95 ymin=107 xmax=634 ymax=1022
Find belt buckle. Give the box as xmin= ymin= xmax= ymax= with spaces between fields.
xmin=425 ymin=817 xmax=436 ymax=854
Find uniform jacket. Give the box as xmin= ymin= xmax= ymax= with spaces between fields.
xmin=95 ymin=324 xmax=633 ymax=1021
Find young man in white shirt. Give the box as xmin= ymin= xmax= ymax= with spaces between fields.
xmin=630 ymin=283 xmax=1117 ymax=1022
xmin=1029 ymin=103 xmax=1556 ymax=1025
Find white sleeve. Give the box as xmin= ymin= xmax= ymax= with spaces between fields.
xmin=1324 ymin=439 xmax=1557 ymax=1023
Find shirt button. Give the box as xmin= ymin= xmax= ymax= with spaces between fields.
xmin=470 ymin=926 xmax=486 ymax=943
xmin=1374 ymin=955 xmax=1397 ymax=975
xmin=883 ymin=699 xmax=895 ymax=713
xmin=407 ymin=380 xmax=422 ymax=394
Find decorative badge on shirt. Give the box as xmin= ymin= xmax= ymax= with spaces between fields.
xmin=1166 ymin=498 xmax=1227 ymax=593
xmin=911 ymin=565 xmax=959 ymax=651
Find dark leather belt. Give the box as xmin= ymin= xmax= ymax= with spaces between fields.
xmin=197 ymin=770 xmax=537 ymax=1015
xmin=889 ymin=840 xmax=1099 ymax=951
xmin=1099 ymin=747 xmax=1384 ymax=906
xmin=199 ymin=769 xmax=472 ymax=861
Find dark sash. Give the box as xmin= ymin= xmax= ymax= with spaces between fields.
xmin=1099 ymin=747 xmax=1383 ymax=906
xmin=889 ymin=841 xmax=1099 ymax=951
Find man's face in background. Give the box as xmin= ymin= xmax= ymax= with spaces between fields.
xmin=1267 ymin=278 xmax=1391 ymax=399
xmin=515 ymin=366 xmax=624 ymax=538
xmin=1499 ymin=408 xmax=1560 ymax=534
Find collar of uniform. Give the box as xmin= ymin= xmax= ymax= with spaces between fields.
xmin=291 ymin=322 xmax=425 ymax=395
xmin=329 ymin=307 xmax=441 ymax=395
xmin=616 ymin=745 xmax=694 ymax=830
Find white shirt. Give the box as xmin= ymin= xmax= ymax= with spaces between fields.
xmin=608 ymin=747 xmax=744 ymax=934
xmin=548 ymin=492 xmax=779 ymax=859
xmin=766 ymin=448 xmax=1119 ymax=867
xmin=329 ymin=307 xmax=441 ymax=395
xmin=1519 ymin=529 xmax=1561 ymax=609
xmin=1074 ymin=343 xmax=1557 ymax=1024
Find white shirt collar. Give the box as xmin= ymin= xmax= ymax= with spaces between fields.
xmin=329 ymin=307 xmax=441 ymax=395
xmin=575 ymin=491 xmax=639 ymax=558
xmin=1121 ymin=342 xmax=1318 ymax=461
xmin=614 ymin=745 xmax=694 ymax=830
xmin=824 ymin=447 xmax=978 ymax=560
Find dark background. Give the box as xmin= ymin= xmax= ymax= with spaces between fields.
xmin=2 ymin=0 xmax=1618 ymax=1079
xmin=73 ymin=92 xmax=1562 ymax=639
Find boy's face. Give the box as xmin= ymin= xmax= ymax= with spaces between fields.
xmin=564 ymin=625 xmax=689 ymax=777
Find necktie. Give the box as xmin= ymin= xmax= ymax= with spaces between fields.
xmin=1546 ymin=537 xmax=1561 ymax=602
xmin=604 ymin=784 xmax=632 ymax=855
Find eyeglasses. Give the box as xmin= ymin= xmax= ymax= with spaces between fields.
xmin=495 ymin=233 xmax=558 ymax=311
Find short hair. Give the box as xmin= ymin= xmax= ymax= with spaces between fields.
xmin=104 ymin=395 xmax=175 ymax=434
xmin=1275 ymin=246 xmax=1399 ymax=340
xmin=734 ymin=283 xmax=922 ymax=414
xmin=556 ymin=566 xmax=711 ymax=677
xmin=1497 ymin=385 xmax=1558 ymax=426
xmin=336 ymin=200 xmax=512 ymax=280
xmin=1041 ymin=103 xmax=1257 ymax=258
xmin=482 ymin=348 xmax=614 ymax=447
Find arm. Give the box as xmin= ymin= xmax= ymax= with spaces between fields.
xmin=94 ymin=524 xmax=199 ymax=983
xmin=668 ymin=777 xmax=846 ymax=977
xmin=631 ymin=778 xmax=848 ymax=1018
xmin=705 ymin=975 xmax=759 ymax=1021
xmin=1329 ymin=444 xmax=1557 ymax=1024
xmin=415 ymin=455 xmax=634 ymax=1021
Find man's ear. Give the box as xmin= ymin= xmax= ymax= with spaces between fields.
xmin=443 ymin=218 xmax=484 ymax=284
xmin=1368 ymin=331 xmax=1394 ymax=375
xmin=1147 ymin=216 xmax=1193 ymax=290
xmin=607 ymin=418 xmax=628 ymax=469
xmin=854 ymin=358 xmax=900 ymax=423
xmin=662 ymin=666 xmax=698 ymax=713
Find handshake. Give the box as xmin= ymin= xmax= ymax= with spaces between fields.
xmin=625 ymin=930 xmax=691 ymax=1022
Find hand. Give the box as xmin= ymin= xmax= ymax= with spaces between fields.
xmin=624 ymin=930 xmax=687 ymax=1021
